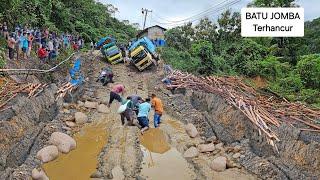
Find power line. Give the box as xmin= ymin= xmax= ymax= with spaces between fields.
xmin=150 ymin=0 xmax=240 ymax=26
xmin=152 ymin=0 xmax=240 ymax=24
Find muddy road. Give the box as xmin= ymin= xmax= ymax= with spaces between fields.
xmin=38 ymin=52 xmax=255 ymax=180
xmin=3 ymin=51 xmax=317 ymax=180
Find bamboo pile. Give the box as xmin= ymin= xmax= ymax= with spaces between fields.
xmin=165 ymin=70 xmax=320 ymax=151
xmin=0 ymin=78 xmax=48 ymax=110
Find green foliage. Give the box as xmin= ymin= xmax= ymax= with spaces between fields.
xmin=161 ymin=47 xmax=200 ymax=73
xmin=256 ymin=56 xmax=291 ymax=80
xmin=220 ymin=38 xmax=268 ymax=76
xmin=0 ymin=48 xmax=5 ymax=69
xmin=278 ymin=73 xmax=303 ymax=93
xmin=0 ymin=0 xmax=137 ymax=42
xmin=298 ymin=89 xmax=320 ymax=104
xmin=297 ymin=54 xmax=320 ymax=89
xmin=163 ymin=9 xmax=320 ymax=106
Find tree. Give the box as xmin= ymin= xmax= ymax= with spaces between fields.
xmin=194 ymin=18 xmax=217 ymax=43
xmin=165 ymin=23 xmax=194 ymax=51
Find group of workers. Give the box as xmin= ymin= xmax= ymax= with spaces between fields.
xmin=106 ymin=83 xmax=164 ymax=134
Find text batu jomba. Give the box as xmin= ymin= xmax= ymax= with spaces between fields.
xmin=246 ymin=12 xmax=300 ymax=32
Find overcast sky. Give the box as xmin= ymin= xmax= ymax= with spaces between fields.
xmin=98 ymin=0 xmax=320 ymax=29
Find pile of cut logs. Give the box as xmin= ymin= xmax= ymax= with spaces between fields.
xmin=0 ymin=78 xmax=48 ymax=110
xmin=56 ymin=82 xmax=75 ymax=100
xmin=165 ymin=70 xmax=320 ymax=151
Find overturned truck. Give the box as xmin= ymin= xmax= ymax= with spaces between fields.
xmin=96 ymin=36 xmax=123 ymax=65
xmin=128 ymin=37 xmax=159 ymax=71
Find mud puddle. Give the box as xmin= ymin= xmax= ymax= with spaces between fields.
xmin=43 ymin=121 xmax=108 ymax=180
xmin=139 ymin=128 xmax=194 ymax=180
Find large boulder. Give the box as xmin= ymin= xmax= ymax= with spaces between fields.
xmin=184 ymin=147 xmax=199 ymax=158
xmin=84 ymin=101 xmax=99 ymax=109
xmin=75 ymin=112 xmax=88 ymax=124
xmin=198 ymin=143 xmax=215 ymax=153
xmin=211 ymin=156 xmax=227 ymax=172
xmin=185 ymin=123 xmax=198 ymax=138
xmin=97 ymin=104 xmax=109 ymax=113
xmin=49 ymin=132 xmax=76 ymax=153
xmin=36 ymin=145 xmax=59 ymax=163
xmin=32 ymin=168 xmax=49 ymax=180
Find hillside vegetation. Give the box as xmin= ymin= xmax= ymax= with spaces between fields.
xmin=0 ymin=0 xmax=137 ymax=43
xmin=161 ymin=2 xmax=320 ymax=107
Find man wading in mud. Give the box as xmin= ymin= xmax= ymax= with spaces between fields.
xmin=108 ymin=84 xmax=125 ymax=107
xmin=151 ymin=94 xmax=164 ymax=128
xmin=120 ymin=97 xmax=134 ymax=126
xmin=137 ymin=98 xmax=151 ymax=134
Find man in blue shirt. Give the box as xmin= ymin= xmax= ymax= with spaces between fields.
xmin=137 ymin=98 xmax=151 ymax=134
xmin=21 ymin=33 xmax=28 ymax=60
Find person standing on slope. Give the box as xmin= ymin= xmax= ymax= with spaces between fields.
xmin=108 ymin=84 xmax=125 ymax=107
xmin=7 ymin=33 xmax=16 ymax=60
xmin=151 ymin=94 xmax=164 ymax=128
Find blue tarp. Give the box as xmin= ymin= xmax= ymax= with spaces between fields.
xmin=96 ymin=36 xmax=115 ymax=49
xmin=154 ymin=39 xmax=166 ymax=47
xmin=69 ymin=59 xmax=84 ymax=86
xmin=129 ymin=37 xmax=156 ymax=54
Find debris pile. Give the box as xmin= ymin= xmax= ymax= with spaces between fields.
xmin=56 ymin=82 xmax=76 ymax=100
xmin=0 ymin=78 xmax=48 ymax=110
xmin=165 ymin=70 xmax=320 ymax=150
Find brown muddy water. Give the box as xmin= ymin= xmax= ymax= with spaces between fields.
xmin=139 ymin=128 xmax=194 ymax=180
xmin=42 ymin=122 xmax=108 ymax=180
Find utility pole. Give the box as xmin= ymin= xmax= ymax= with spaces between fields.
xmin=141 ymin=8 xmax=152 ymax=30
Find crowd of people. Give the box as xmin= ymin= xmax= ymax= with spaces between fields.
xmin=108 ymin=83 xmax=164 ymax=134
xmin=0 ymin=22 xmax=86 ymax=62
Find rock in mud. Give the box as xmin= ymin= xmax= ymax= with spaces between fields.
xmin=36 ymin=145 xmax=59 ymax=163
xmin=75 ymin=112 xmax=88 ymax=124
xmin=206 ymin=135 xmax=217 ymax=143
xmin=232 ymin=153 xmax=241 ymax=159
xmin=184 ymin=147 xmax=199 ymax=158
xmin=97 ymin=104 xmax=109 ymax=113
xmin=31 ymin=168 xmax=49 ymax=180
xmin=66 ymin=121 xmax=76 ymax=127
xmin=185 ymin=123 xmax=198 ymax=138
xmin=49 ymin=132 xmax=76 ymax=153
xmin=211 ymin=156 xmax=227 ymax=172
xmin=233 ymin=145 xmax=241 ymax=153
xmin=112 ymin=166 xmax=125 ymax=180
xmin=78 ymin=101 xmax=84 ymax=107
xmin=63 ymin=103 xmax=70 ymax=108
xmin=215 ymin=143 xmax=224 ymax=150
xmin=84 ymin=101 xmax=99 ymax=109
xmin=90 ymin=171 xmax=103 ymax=178
xmin=62 ymin=126 xmax=71 ymax=131
xmin=63 ymin=109 xmax=71 ymax=114
xmin=198 ymin=143 xmax=215 ymax=153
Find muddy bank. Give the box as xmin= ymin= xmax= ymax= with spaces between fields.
xmin=0 ymin=84 xmax=60 ymax=179
xmin=0 ymin=53 xmax=91 ymax=179
xmin=147 ymin=71 xmax=320 ymax=179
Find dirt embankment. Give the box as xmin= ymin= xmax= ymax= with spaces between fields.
xmin=0 ymin=53 xmax=89 ymax=179
xmin=147 ymin=69 xmax=320 ymax=180
xmin=0 ymin=84 xmax=62 ymax=179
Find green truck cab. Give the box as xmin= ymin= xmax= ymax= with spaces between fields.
xmin=97 ymin=36 xmax=123 ymax=65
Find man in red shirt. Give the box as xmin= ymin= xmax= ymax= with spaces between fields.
xmin=108 ymin=84 xmax=125 ymax=107
xmin=38 ymin=46 xmax=48 ymax=62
